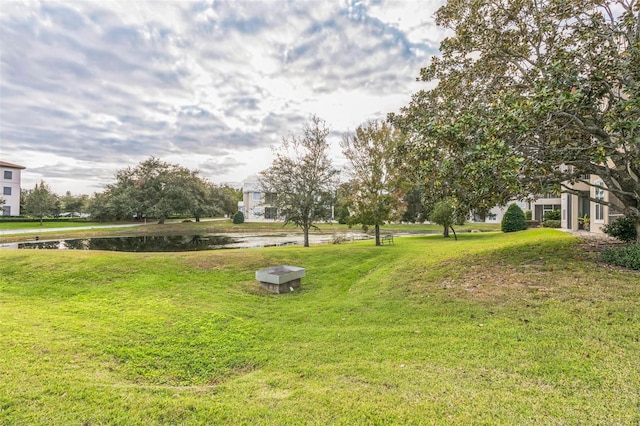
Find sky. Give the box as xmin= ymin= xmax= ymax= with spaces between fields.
xmin=0 ymin=0 xmax=446 ymax=195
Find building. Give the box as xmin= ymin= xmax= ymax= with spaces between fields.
xmin=0 ymin=161 xmax=25 ymax=216
xmin=480 ymin=200 xmax=529 ymax=224
xmin=239 ymin=178 xmax=277 ymax=221
xmin=561 ymin=174 xmax=623 ymax=235
xmin=479 ymin=172 xmax=622 ymax=236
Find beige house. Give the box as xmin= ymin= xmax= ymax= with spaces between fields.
xmin=561 ymin=174 xmax=623 ymax=235
xmin=479 ymin=173 xmax=621 ymax=236
xmin=239 ymin=179 xmax=277 ymax=221
xmin=0 ymin=161 xmax=25 ymax=216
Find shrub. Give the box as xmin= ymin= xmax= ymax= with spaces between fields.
xmin=524 ymin=210 xmax=532 ymax=220
xmin=232 ymin=211 xmax=245 ymax=224
xmin=501 ymin=203 xmax=527 ymax=233
xmin=526 ymin=220 xmax=540 ymax=228
xmin=543 ymin=219 xmax=561 ymax=228
xmin=544 ymin=209 xmax=561 ymax=221
xmin=602 ymin=216 xmax=638 ymax=243
xmin=601 ymin=244 xmax=640 ymax=270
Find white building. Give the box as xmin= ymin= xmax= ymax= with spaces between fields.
xmin=0 ymin=161 xmax=25 ymax=216
xmin=240 ymin=178 xmax=277 ymax=221
xmin=478 ymin=173 xmax=622 ymax=236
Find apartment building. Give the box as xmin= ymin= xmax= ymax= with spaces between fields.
xmin=0 ymin=161 xmax=25 ymax=216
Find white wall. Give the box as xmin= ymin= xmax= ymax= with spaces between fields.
xmin=0 ymin=165 xmax=23 ymax=216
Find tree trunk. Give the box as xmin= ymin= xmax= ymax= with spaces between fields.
xmin=443 ymin=225 xmax=449 ymax=238
xmin=158 ymin=216 xmax=165 ymax=224
xmin=450 ymin=226 xmax=457 ymax=241
xmin=375 ymin=224 xmax=380 ymax=246
xmin=303 ymin=225 xmax=310 ymax=247
xmin=635 ymin=219 xmax=640 ymax=243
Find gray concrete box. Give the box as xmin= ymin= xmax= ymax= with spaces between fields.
xmin=256 ymin=265 xmax=306 ymax=293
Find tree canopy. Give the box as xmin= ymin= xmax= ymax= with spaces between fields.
xmin=429 ymin=198 xmax=464 ymax=240
xmin=89 ymin=157 xmax=232 ymax=223
xmin=260 ymin=116 xmax=340 ymax=247
xmin=341 ymin=121 xmax=405 ymax=245
xmin=392 ymin=0 xmax=639 ymax=238
xmin=22 ymin=180 xmax=58 ymax=225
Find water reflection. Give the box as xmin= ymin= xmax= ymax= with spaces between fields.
xmin=17 ymin=235 xmax=237 ymax=252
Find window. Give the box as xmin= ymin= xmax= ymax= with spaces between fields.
xmin=595 ymin=182 xmax=605 ymax=222
xmin=252 ymin=192 xmax=261 ymax=201
xmin=542 ymin=204 xmax=560 ymax=217
xmin=264 ymin=192 xmax=276 ymax=205
xmin=265 ymin=207 xmax=278 ymax=219
xmin=3 ymin=187 xmax=11 ymax=196
xmin=2 ymin=206 xmax=10 ymax=216
xmin=4 ymin=170 xmax=12 ymax=180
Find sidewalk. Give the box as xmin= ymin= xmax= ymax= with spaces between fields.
xmin=0 ymin=223 xmax=143 ymax=236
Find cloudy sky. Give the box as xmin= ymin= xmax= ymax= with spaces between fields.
xmin=1 ymin=0 xmax=446 ymax=195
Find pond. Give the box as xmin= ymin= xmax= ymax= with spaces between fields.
xmin=1 ymin=234 xmax=310 ymax=252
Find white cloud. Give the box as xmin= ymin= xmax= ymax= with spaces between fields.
xmin=0 ymin=0 xmax=445 ymax=195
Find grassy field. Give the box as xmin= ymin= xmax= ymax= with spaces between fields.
xmin=0 ymin=229 xmax=638 ymax=424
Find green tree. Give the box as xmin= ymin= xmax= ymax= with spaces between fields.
xmin=60 ymin=191 xmax=89 ymax=215
xmin=93 ymin=157 xmax=209 ymax=223
xmin=401 ymin=186 xmax=429 ymax=223
xmin=23 ymin=180 xmax=58 ymax=225
xmin=335 ymin=183 xmax=352 ymax=225
xmin=392 ymin=99 xmax=524 ymax=227
xmin=429 ymin=198 xmax=463 ymax=240
xmin=260 ymin=116 xmax=340 ymax=247
xmin=210 ymin=185 xmax=242 ymax=218
xmin=394 ymin=0 xmax=640 ymax=241
xmin=341 ymin=121 xmax=405 ymax=246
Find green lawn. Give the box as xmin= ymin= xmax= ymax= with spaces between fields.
xmin=0 ymin=229 xmax=638 ymax=424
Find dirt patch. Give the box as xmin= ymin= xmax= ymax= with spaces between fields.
xmin=437 ymin=263 xmax=555 ymax=301
xmin=576 ymin=235 xmax=625 ymax=253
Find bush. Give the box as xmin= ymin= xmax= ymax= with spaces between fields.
xmin=524 ymin=210 xmax=532 ymax=220
xmin=601 ymin=244 xmax=640 ymax=270
xmin=232 ymin=211 xmax=245 ymax=224
xmin=501 ymin=203 xmax=527 ymax=233
xmin=544 ymin=209 xmax=561 ymax=221
xmin=602 ymin=216 xmax=638 ymax=243
xmin=543 ymin=219 xmax=561 ymax=228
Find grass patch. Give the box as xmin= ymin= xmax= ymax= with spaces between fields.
xmin=0 ymin=229 xmax=638 ymax=424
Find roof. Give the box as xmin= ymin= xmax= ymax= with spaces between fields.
xmin=243 ymin=181 xmax=261 ymax=193
xmin=0 ymin=161 xmax=26 ymax=169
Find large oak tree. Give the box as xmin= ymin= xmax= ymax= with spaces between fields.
xmin=393 ymin=0 xmax=639 ymax=239
xmin=90 ymin=157 xmax=224 ymax=223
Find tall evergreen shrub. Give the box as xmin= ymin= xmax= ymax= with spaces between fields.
xmin=501 ymin=203 xmax=527 ymax=233
xmin=233 ymin=211 xmax=245 ymax=224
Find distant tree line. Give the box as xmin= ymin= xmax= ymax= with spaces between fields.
xmin=18 ymin=158 xmax=241 ymax=224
